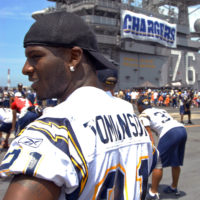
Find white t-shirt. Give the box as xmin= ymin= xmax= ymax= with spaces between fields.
xmin=131 ymin=91 xmax=138 ymax=100
xmin=153 ymin=92 xmax=158 ymax=99
xmin=0 ymin=87 xmax=157 ymax=200
xmin=139 ymin=107 xmax=184 ymax=138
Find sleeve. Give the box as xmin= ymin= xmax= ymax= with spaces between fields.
xmin=11 ymin=101 xmax=17 ymax=110
xmin=0 ymin=117 xmax=85 ymax=195
xmin=138 ymin=113 xmax=151 ymax=127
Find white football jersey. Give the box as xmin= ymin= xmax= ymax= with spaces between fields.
xmin=0 ymin=108 xmax=13 ymax=123
xmin=139 ymin=107 xmax=184 ymax=138
xmin=0 ymin=87 xmax=157 ymax=200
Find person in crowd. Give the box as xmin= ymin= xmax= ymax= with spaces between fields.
xmin=26 ymin=88 xmax=36 ymax=104
xmin=172 ymin=92 xmax=178 ymax=108
xmin=179 ymin=94 xmax=185 ymax=124
xmin=130 ymin=89 xmax=138 ymax=106
xmin=153 ymin=90 xmax=158 ymax=106
xmin=196 ymin=96 xmax=200 ymax=108
xmin=117 ymin=89 xmax=125 ymax=99
xmin=183 ymin=90 xmax=193 ymax=124
xmin=124 ymin=89 xmax=131 ymax=102
xmin=0 ymin=11 xmax=157 ymax=200
xmin=46 ymin=98 xmax=58 ymax=107
xmin=178 ymin=90 xmax=193 ymax=124
xmin=0 ymin=87 xmax=3 ymax=107
xmin=97 ymin=67 xmax=118 ymax=96
xmin=0 ymin=105 xmax=13 ymax=149
xmin=164 ymin=94 xmax=170 ymax=107
xmin=16 ymin=83 xmax=26 ymax=97
xmin=137 ymin=95 xmax=187 ymax=200
xmin=10 ymin=92 xmax=38 ymax=135
xmin=158 ymin=94 xmax=164 ymax=107
xmin=3 ymin=87 xmax=11 ymax=108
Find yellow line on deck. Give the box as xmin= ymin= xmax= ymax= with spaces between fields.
xmin=185 ymin=125 xmax=200 ymax=128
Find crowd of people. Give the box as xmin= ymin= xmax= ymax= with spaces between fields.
xmin=0 ymin=84 xmax=58 ymax=109
xmin=115 ymin=87 xmax=198 ymax=125
xmin=0 ymin=85 xmax=196 ymax=147
xmin=0 ymin=83 xmax=41 ymax=148
xmin=1 ymin=86 xmax=199 ymax=110
xmin=115 ymin=88 xmax=200 ymax=109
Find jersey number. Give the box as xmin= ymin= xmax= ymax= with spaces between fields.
xmin=154 ymin=111 xmax=171 ymax=123
xmin=0 ymin=149 xmax=42 ymax=176
xmin=97 ymin=168 xmax=125 ymax=200
xmin=0 ymin=149 xmax=21 ymax=170
xmin=137 ymin=157 xmax=148 ymax=200
xmin=94 ymin=160 xmax=148 ymax=200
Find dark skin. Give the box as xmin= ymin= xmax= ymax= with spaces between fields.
xmin=23 ymin=46 xmax=99 ymax=102
xmin=3 ymin=45 xmax=101 ymax=200
xmin=4 ymin=175 xmax=61 ymax=200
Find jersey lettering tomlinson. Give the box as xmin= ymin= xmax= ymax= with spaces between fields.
xmin=84 ymin=113 xmax=148 ymax=144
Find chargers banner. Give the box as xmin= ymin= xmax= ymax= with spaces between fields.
xmin=121 ymin=10 xmax=177 ymax=48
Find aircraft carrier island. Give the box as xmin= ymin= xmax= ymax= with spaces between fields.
xmin=33 ymin=0 xmax=200 ymax=90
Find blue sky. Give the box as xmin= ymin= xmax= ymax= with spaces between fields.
xmin=0 ymin=0 xmax=55 ymax=87
xmin=0 ymin=0 xmax=199 ymax=88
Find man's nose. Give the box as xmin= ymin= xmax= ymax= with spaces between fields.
xmin=22 ymin=60 xmax=34 ymax=75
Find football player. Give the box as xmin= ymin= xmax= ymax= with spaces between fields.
xmin=137 ymin=95 xmax=187 ymax=200
xmin=0 ymin=12 xmax=157 ymax=200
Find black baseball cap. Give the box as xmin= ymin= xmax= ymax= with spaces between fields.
xmin=97 ymin=68 xmax=118 ymax=85
xmin=137 ymin=95 xmax=152 ymax=109
xmin=24 ymin=11 xmax=116 ymax=70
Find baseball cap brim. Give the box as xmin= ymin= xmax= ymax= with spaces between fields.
xmin=86 ymin=50 xmax=118 ymax=70
xmin=97 ymin=68 xmax=118 ymax=84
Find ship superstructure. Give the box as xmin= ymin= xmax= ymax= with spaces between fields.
xmin=33 ymin=0 xmax=200 ymax=90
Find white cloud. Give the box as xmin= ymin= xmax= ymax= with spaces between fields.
xmin=0 ymin=6 xmax=32 ymax=20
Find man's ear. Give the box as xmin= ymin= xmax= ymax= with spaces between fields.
xmin=69 ymin=46 xmax=83 ymax=69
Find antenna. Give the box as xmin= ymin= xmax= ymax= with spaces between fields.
xmin=7 ymin=68 xmax=11 ymax=88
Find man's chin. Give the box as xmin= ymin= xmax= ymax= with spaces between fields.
xmin=36 ymin=94 xmax=47 ymax=101
xmin=37 ymin=94 xmax=55 ymax=101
